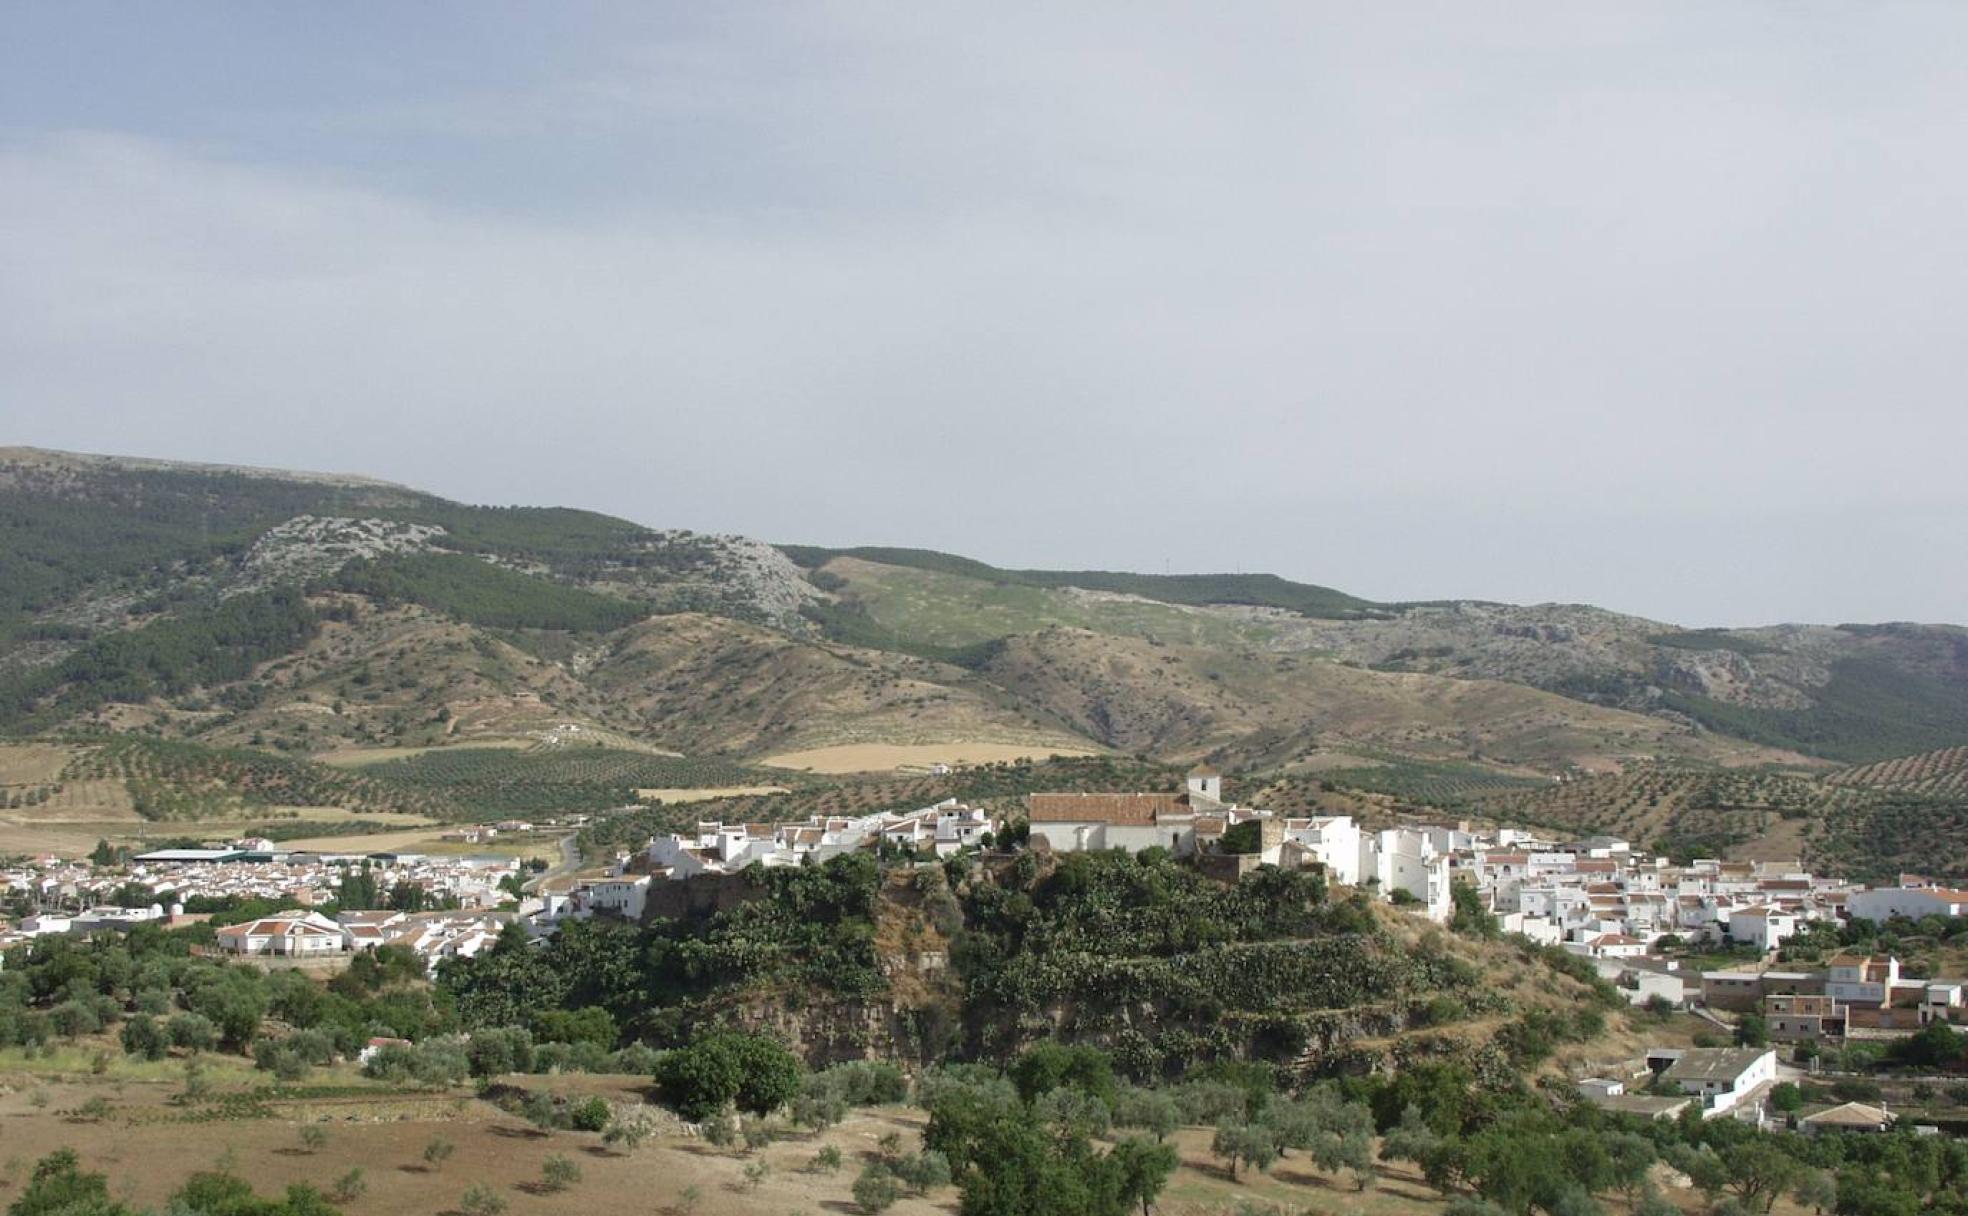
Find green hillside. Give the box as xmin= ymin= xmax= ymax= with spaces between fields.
xmin=1663 ymin=653 xmax=1968 ymax=764
xmin=781 ymin=545 xmax=1381 ymax=619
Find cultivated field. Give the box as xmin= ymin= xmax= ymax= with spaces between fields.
xmin=761 ymin=741 xmax=1102 ymax=774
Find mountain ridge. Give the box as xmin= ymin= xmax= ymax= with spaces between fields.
xmin=3 ymin=445 xmax=1964 ymax=780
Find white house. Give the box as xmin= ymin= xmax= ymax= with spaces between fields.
xmin=17 ymin=913 xmax=72 ymax=937
xmin=1849 ymin=887 xmax=1968 ymax=923
xmin=1026 ymin=793 xmax=1194 ymax=855
xmin=576 ymin=876 xmax=650 ymax=920
xmin=1726 ymin=906 xmax=1798 ymax=952
xmin=214 ymin=910 xmax=346 ymax=957
xmin=1827 ymin=954 xmax=1900 ymax=1007
xmin=1655 ymin=1047 xmax=1778 ymax=1117
xmin=1359 ymin=828 xmax=1451 ymax=922
xmin=1282 ymin=816 xmax=1362 ymax=885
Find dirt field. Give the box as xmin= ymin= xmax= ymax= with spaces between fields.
xmin=0 ymin=807 xmax=440 ymax=860
xmin=0 ymin=1043 xmax=1797 ymax=1216
xmin=0 ymin=743 xmax=75 ymax=784
xmin=761 ymin=741 xmax=1102 ymax=774
xmin=633 ymin=785 xmax=790 ymax=804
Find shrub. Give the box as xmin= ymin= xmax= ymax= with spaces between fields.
xmin=893 ymin=1149 xmax=952 ymax=1193
xmin=540 ymin=1154 xmax=581 ymax=1193
xmin=810 ymin=1144 xmax=844 ymax=1174
xmin=1211 ymin=1120 xmax=1279 ymax=1180
xmin=254 ymin=1040 xmax=310 ymax=1082
xmin=1114 ymin=1086 xmax=1182 ymax=1140
xmin=520 ymin=1089 xmax=565 ymax=1131
xmin=121 ymin=1014 xmax=168 ymax=1061
xmin=852 ymin=1164 xmax=902 ymax=1213
xmin=741 ymin=1159 xmax=769 ymax=1191
xmin=466 ymin=1026 xmax=535 ymax=1077
xmin=460 ymin=1183 xmax=508 ymax=1216
xmin=603 ymin=1110 xmax=656 ymax=1152
xmin=570 ymin=1095 xmax=611 ymax=1132
xmin=422 ymin=1137 xmax=455 ymax=1170
xmin=329 ymin=1167 xmax=366 ymax=1203
xmin=167 ymin=1014 xmax=217 ymax=1053
xmin=298 ymin=1125 xmax=328 ymax=1154
xmin=49 ymin=1000 xmax=102 ymax=1039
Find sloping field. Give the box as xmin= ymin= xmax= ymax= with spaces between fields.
xmin=973 ymin=628 xmax=1795 ymax=771
xmin=582 ymin=612 xmax=1097 ymax=757
xmin=1828 ymin=744 xmax=1968 ymax=797
xmin=815 ymin=555 xmax=1330 ymax=651
xmin=1473 ymin=766 xmax=1857 ymax=854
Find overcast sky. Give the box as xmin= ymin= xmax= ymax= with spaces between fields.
xmin=3 ymin=5 xmax=1964 ymax=626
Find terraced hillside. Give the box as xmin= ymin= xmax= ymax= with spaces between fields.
xmin=1828 ymin=744 xmax=1968 ymax=797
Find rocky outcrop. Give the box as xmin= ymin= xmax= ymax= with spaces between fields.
xmin=233 ymin=515 xmax=448 ymax=591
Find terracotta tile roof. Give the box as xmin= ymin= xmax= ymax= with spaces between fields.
xmin=1026 ymin=793 xmax=1184 ymax=824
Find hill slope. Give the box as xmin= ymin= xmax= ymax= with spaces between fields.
xmin=2 ymin=444 xmax=1966 ymax=872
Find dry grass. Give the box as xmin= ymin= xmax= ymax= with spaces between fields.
xmin=0 ymin=1063 xmax=1768 ymax=1216
xmin=0 ymin=743 xmax=74 ymax=784
xmin=761 ymin=741 xmax=1102 ymax=774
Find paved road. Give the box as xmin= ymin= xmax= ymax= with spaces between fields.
xmin=523 ymin=832 xmax=581 ymax=895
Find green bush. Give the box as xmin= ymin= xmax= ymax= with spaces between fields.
xmin=570 ymin=1095 xmax=611 ymax=1132
xmin=653 ymin=1031 xmax=804 ymax=1122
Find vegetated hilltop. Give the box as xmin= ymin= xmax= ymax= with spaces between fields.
xmin=441 ymin=847 xmax=1621 ymax=1089
xmin=3 ymin=445 xmax=1967 ymax=859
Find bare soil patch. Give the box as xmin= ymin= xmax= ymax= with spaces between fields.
xmin=633 ymin=785 xmax=790 ymax=803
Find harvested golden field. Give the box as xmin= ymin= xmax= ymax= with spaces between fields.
xmin=0 ymin=742 xmax=73 ymax=783
xmin=761 ymin=741 xmax=1102 ymax=774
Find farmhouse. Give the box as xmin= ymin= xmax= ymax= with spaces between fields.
xmin=1651 ymin=1047 xmax=1777 ymax=1117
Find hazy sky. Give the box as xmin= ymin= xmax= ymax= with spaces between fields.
xmin=4 ymin=5 xmax=1964 ymax=626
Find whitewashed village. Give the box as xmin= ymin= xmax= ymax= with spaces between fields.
xmin=6 ymin=764 xmax=1967 ymax=1135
